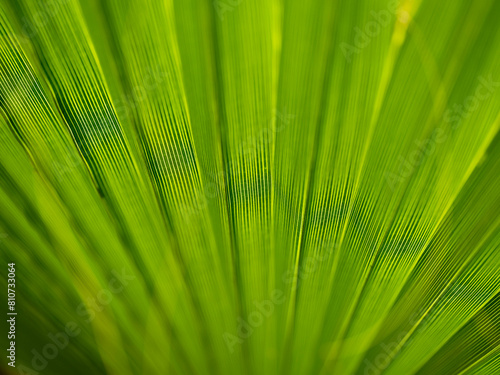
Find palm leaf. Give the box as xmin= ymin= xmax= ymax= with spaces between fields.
xmin=0 ymin=0 xmax=499 ymax=374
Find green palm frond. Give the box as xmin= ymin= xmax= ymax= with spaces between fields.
xmin=0 ymin=0 xmax=499 ymax=374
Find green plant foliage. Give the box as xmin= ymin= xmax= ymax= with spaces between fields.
xmin=0 ymin=0 xmax=499 ymax=374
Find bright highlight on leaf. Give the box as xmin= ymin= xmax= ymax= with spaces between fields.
xmin=0 ymin=0 xmax=499 ymax=374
